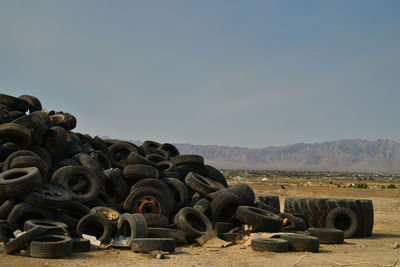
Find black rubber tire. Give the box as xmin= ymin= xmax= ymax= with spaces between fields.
xmin=306 ymin=228 xmax=344 ymax=244
xmin=171 ymin=154 xmax=204 ymax=166
xmin=0 ymin=199 xmax=16 ymax=219
xmin=193 ymin=198 xmax=210 ymax=214
xmin=0 ymin=94 xmax=29 ymax=112
xmin=256 ymin=195 xmax=280 ymax=212
xmin=140 ymin=140 xmax=161 ymax=154
xmin=0 ymin=123 xmax=31 ymax=148
xmin=284 ymin=197 xmax=372 ymax=237
xmin=117 ymin=213 xmax=148 ymax=246
xmin=159 ymin=171 xmax=180 ymax=179
xmin=185 ymin=172 xmax=220 ymax=195
xmin=210 ymin=191 xmax=241 ymax=221
xmin=280 ymin=233 xmax=319 ymax=252
xmin=109 ymin=141 xmax=140 ymax=163
xmin=10 ymin=155 xmax=49 ymax=178
xmin=254 ymin=201 xmax=280 ymax=215
xmin=43 ymin=126 xmax=67 ymax=160
xmin=51 ymin=166 xmax=102 ymax=203
xmin=71 ymin=237 xmax=91 ymax=252
xmin=18 ymin=95 xmax=42 ymax=113
xmin=213 ymin=222 xmax=235 ymax=233
xmin=225 ymin=184 xmax=255 ymax=206
xmin=76 ymin=213 xmax=113 ymax=243
xmin=3 ymin=150 xmax=40 ymax=172
xmin=23 ymin=219 xmax=68 ymax=232
xmin=203 ymin=165 xmax=228 ymax=187
xmin=159 ymin=143 xmax=180 ymax=158
xmin=156 ymin=161 xmax=178 ymax=172
xmin=123 ymin=164 xmax=159 ymax=181
xmin=126 ymin=152 xmax=157 ymax=167
xmin=235 ymin=206 xmax=282 ymax=232
xmin=49 ymin=113 xmax=76 ymax=131
xmin=131 ymin=237 xmax=175 ymax=252
xmin=23 ymin=183 xmax=72 ymax=209
xmin=28 ymin=234 xmax=73 ymax=258
xmin=0 ymin=167 xmax=42 ymax=197
xmin=148 ymin=227 xmax=186 ymax=244
xmin=161 ymin=177 xmax=189 ymax=210
xmin=102 ymin=168 xmax=129 ymax=203
xmin=280 ymin=212 xmax=297 ymax=231
xmin=173 ymin=207 xmax=213 ymax=240
xmin=72 ymin=152 xmax=102 ymax=173
xmin=7 ymin=202 xmax=54 ymax=230
xmin=142 ymin=214 xmax=169 ymax=227
xmin=146 ymin=149 xmax=170 ymax=163
xmin=4 ymin=225 xmax=47 ymax=254
xmin=12 ymin=111 xmax=50 ymax=129
xmin=124 ymin=186 xmax=174 ymax=216
xmin=251 ymin=237 xmax=289 ymax=252
xmin=326 ymin=207 xmax=358 ymax=238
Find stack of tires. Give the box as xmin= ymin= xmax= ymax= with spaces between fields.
xmin=0 ymin=93 xmax=286 ymax=258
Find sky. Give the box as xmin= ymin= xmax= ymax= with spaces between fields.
xmin=1 ymin=1 xmax=399 ymax=148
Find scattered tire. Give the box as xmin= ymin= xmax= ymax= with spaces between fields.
xmin=52 ymin=166 xmax=101 ymax=203
xmin=117 ymin=213 xmax=148 ymax=246
xmin=210 ymin=191 xmax=241 ymax=221
xmin=7 ymin=202 xmax=54 ymax=229
xmin=28 ymin=235 xmax=73 ymax=258
xmin=171 ymin=154 xmax=204 ymax=166
xmin=193 ymin=198 xmax=210 ymax=214
xmin=124 ymin=186 xmax=174 ymax=216
xmin=251 ymin=237 xmax=289 ymax=252
xmin=4 ymin=225 xmax=47 ymax=254
xmin=23 ymin=219 xmax=68 ymax=232
xmin=325 ymin=207 xmax=358 ymax=238
xmin=142 ymin=213 xmax=169 ymax=227
xmin=225 ymin=184 xmax=255 ymax=206
xmin=256 ymin=195 xmax=280 ymax=212
xmin=23 ymin=184 xmax=72 ymax=209
xmin=76 ymin=213 xmax=113 ymax=243
xmin=173 ymin=207 xmax=213 ymax=240
xmin=280 ymin=233 xmax=319 ymax=252
xmin=306 ymin=228 xmax=344 ymax=244
xmin=235 ymin=206 xmax=282 ymax=232
xmin=123 ymin=164 xmax=159 ymax=181
xmin=0 ymin=167 xmax=42 ymax=197
xmin=185 ymin=172 xmax=220 ymax=195
xmin=131 ymin=238 xmax=175 ymax=252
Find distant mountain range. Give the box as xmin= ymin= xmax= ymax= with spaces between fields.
xmin=102 ymin=137 xmax=400 ymax=172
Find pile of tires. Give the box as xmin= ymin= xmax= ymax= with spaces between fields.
xmin=0 ymin=93 xmax=288 ymax=258
xmin=0 ymin=93 xmax=375 ymax=258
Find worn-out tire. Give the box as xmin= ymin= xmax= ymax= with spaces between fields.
xmin=284 ymin=197 xmax=373 ymax=237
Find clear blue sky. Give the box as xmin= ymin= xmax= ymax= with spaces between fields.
xmin=1 ymin=1 xmax=399 ymax=148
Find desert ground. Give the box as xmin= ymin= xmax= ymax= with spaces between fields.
xmin=1 ymin=177 xmax=399 ymax=267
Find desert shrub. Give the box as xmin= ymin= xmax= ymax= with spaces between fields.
xmin=387 ymin=183 xmax=396 ymax=189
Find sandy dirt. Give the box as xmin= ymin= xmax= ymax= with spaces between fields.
xmin=1 ymin=178 xmax=400 ymax=267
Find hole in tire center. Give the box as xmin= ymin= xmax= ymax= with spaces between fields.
xmin=120 ymin=220 xmax=131 ymax=236
xmin=68 ymin=174 xmax=91 ymax=194
xmin=4 ymin=171 xmax=27 ymax=180
xmin=83 ymin=220 xmax=104 ymax=238
xmin=186 ymin=213 xmax=207 ymax=232
xmin=334 ymin=213 xmax=352 ymax=231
